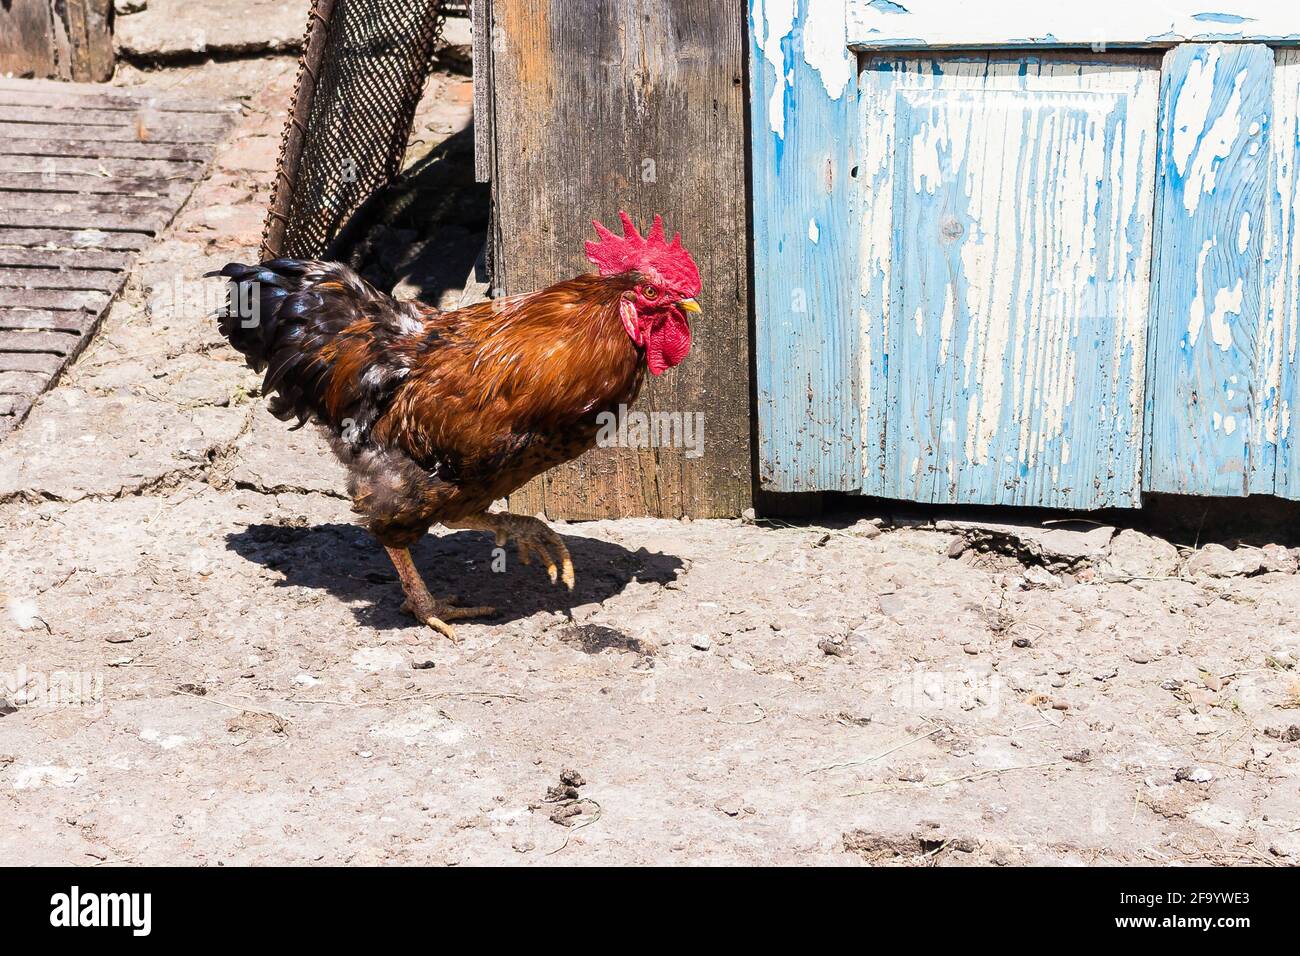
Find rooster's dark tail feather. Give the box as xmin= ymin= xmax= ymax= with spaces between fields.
xmin=210 ymin=259 xmax=427 ymax=443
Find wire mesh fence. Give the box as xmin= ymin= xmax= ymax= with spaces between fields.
xmin=262 ymin=0 xmax=448 ymax=261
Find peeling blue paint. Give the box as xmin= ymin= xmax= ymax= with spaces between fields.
xmin=1192 ymin=12 xmax=1255 ymax=25
xmin=1145 ymin=43 xmax=1272 ymax=497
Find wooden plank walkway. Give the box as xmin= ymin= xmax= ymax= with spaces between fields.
xmin=0 ymin=78 xmax=236 ymax=436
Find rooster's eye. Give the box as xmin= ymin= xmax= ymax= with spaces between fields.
xmin=642 ymin=285 xmax=658 ymax=300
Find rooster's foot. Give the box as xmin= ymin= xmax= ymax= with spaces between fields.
xmin=449 ymin=512 xmax=575 ymax=590
xmin=385 ymin=545 xmax=495 ymax=642
xmin=399 ymin=595 xmax=497 ymax=642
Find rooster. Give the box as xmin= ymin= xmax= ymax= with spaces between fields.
xmin=214 ymin=212 xmax=701 ymax=639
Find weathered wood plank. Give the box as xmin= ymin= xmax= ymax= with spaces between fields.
xmin=0 ymin=329 xmax=82 ymax=354
xmin=0 ymin=172 xmax=190 ymax=197
xmin=0 ymin=191 xmax=178 ymax=219
xmin=0 ymin=1 xmax=57 ymax=79
xmin=0 ymin=288 xmax=108 ymax=310
xmin=863 ymin=54 xmax=1160 ymax=509
xmin=48 ymin=0 xmax=114 ymax=82
xmin=0 ymin=155 xmax=205 ymax=180
xmin=0 ymin=105 xmax=232 ymax=131
xmin=0 ymin=370 xmax=49 ymax=394
xmin=1271 ymin=50 xmax=1300 ymax=499
xmin=0 ymin=79 xmax=235 ymax=114
xmin=0 ymin=247 xmax=132 ymax=270
xmin=496 ymin=0 xmax=751 ymax=518
xmin=0 ymin=228 xmax=153 ymax=251
xmin=0 ymin=310 xmax=93 ymax=333
xmin=846 ymin=0 xmax=1300 ymax=50
xmin=472 ymin=0 xmax=495 ymax=183
xmin=0 ymin=267 xmax=123 ymax=292
xmin=0 ymin=207 xmax=171 ymax=234
xmin=0 ymin=139 xmax=211 ymax=161
xmin=0 ymin=395 xmax=34 ymax=418
xmin=0 ymin=351 xmax=65 ymax=374
xmin=0 ymin=120 xmax=228 ymax=145
xmin=1144 ymin=43 xmax=1272 ymax=497
xmin=749 ymin=0 xmax=860 ymax=492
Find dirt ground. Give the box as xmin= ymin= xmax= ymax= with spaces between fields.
xmin=3 ymin=28 xmax=1300 ymax=867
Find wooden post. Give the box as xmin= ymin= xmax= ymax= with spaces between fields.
xmin=0 ymin=1 xmax=114 ymax=82
xmin=486 ymin=0 xmax=752 ymax=519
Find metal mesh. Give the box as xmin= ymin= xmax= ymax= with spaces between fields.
xmin=263 ymin=0 xmax=447 ymax=261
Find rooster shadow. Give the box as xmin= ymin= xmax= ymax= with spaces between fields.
xmin=225 ymin=522 xmax=684 ymax=629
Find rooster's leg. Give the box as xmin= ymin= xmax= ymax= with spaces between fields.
xmin=384 ymin=546 xmax=496 ymax=641
xmin=445 ymin=513 xmax=575 ymax=590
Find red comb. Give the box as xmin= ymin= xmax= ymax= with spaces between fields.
xmin=585 ymin=211 xmax=701 ymax=296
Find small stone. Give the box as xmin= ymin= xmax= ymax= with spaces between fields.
xmin=1260 ymin=543 xmax=1298 ymax=574
xmin=105 ymin=633 xmax=135 ymax=644
xmin=559 ymin=769 xmax=586 ymax=788
xmin=1012 ymin=636 xmax=1033 ymax=648
xmin=946 ymin=538 xmax=968 ymax=559
xmin=877 ymin=593 xmax=907 ymax=620
xmin=740 ymin=508 xmax=756 ymax=525
xmin=412 ymin=660 xmax=436 ymax=670
xmin=0 ymin=699 xmax=17 ymax=717
xmin=1023 ymin=565 xmax=1061 ymax=590
xmin=690 ymin=634 xmax=712 ymax=651
xmin=1063 ymin=748 xmax=1092 ymax=763
xmin=1185 ymin=543 xmax=1264 ymax=579
xmin=1263 ymin=724 xmax=1300 ymax=743
xmin=1174 ymin=766 xmax=1214 ymax=783
xmin=714 ymin=796 xmax=743 ymax=817
xmin=818 ymin=635 xmax=851 ymax=657
xmin=1102 ymin=529 xmax=1181 ymax=579
xmin=549 ymin=803 xmax=582 ymax=826
xmin=1051 ymin=699 xmax=1070 ymax=711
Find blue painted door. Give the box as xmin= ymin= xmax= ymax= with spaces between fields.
xmin=750 ymin=0 xmax=1300 ymax=507
xmin=859 ymin=55 xmax=1159 ymax=508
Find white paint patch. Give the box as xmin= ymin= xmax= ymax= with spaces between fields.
xmin=938 ymin=282 xmax=956 ymax=360
xmin=808 ymin=217 xmax=820 ymax=243
xmin=1172 ymin=47 xmax=1219 ymax=177
xmin=1209 ymin=279 xmax=1245 ymax=352
xmin=1186 ymin=239 xmax=1215 ymax=347
xmin=1238 ymin=211 xmax=1252 ymax=254
xmin=1224 ymin=414 xmax=1238 ymax=435
xmin=802 ymin=0 xmax=854 ymax=100
xmin=911 ymin=116 xmax=950 ymax=195
xmin=1184 ymin=67 xmax=1248 ymax=215
xmin=14 ymin=765 xmax=85 ymax=790
xmin=756 ymin=0 xmax=797 ymax=138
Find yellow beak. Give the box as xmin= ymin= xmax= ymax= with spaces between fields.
xmin=679 ymin=298 xmax=702 ymax=313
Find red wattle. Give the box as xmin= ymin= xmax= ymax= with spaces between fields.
xmin=645 ymin=309 xmax=692 ymax=376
